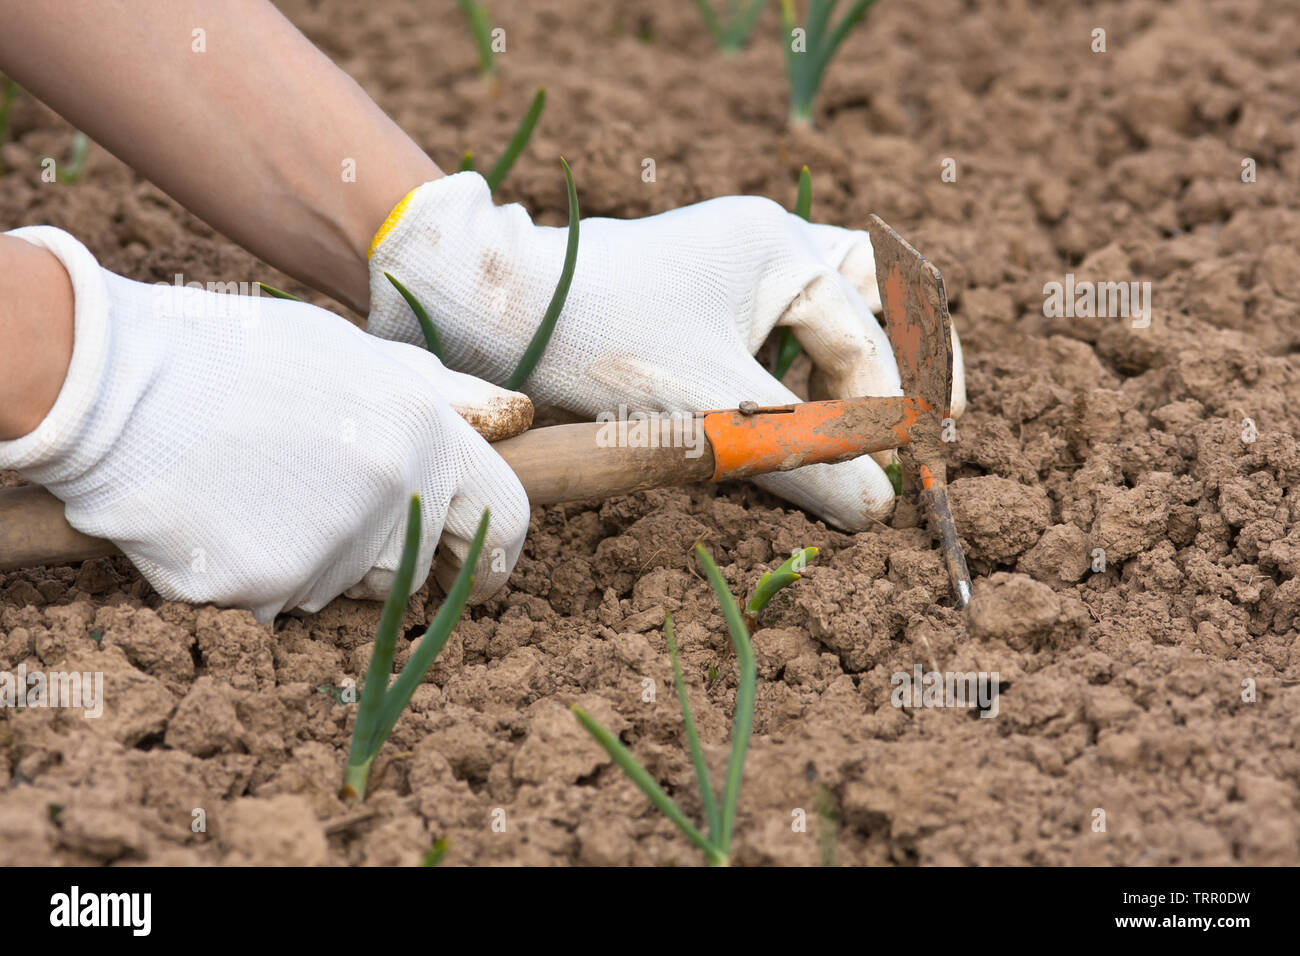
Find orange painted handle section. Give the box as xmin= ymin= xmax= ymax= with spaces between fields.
xmin=703 ymin=397 xmax=928 ymax=482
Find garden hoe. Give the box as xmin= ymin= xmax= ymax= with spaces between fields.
xmin=0 ymin=216 xmax=973 ymax=608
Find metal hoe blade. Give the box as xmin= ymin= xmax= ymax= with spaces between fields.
xmin=868 ymin=215 xmax=973 ymax=608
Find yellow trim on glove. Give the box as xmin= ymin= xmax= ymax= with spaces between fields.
xmin=367 ymin=185 xmax=422 ymax=259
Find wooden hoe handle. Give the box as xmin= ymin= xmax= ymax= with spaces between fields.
xmin=0 ymin=396 xmax=923 ymax=573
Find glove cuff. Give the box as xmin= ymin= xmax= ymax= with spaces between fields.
xmin=364 ymin=170 xmax=553 ymax=389
xmin=366 ymin=171 xmax=494 ymax=345
xmin=366 ymin=183 xmax=423 ymax=260
xmin=0 ymin=227 xmax=112 ymax=486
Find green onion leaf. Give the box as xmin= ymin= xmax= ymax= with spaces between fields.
xmin=344 ymin=494 xmax=424 ymax=801
xmin=666 ymin=611 xmax=721 ymax=844
xmin=773 ymin=166 xmax=811 ymax=380
xmin=385 ymin=272 xmax=443 ymax=359
xmin=744 ymin=547 xmax=818 ymax=625
xmin=421 ymin=838 xmax=449 ymax=866
xmin=694 ymin=544 xmax=755 ymax=855
xmin=257 ymin=282 xmax=302 ymax=301
xmin=0 ymin=77 xmax=19 ymax=148
xmin=60 ymin=131 xmax=90 ymax=184
xmin=885 ymin=459 xmax=903 ymax=497
xmin=783 ymin=0 xmax=879 ymax=126
xmin=773 ymin=328 xmax=803 ymax=381
xmin=795 ymin=165 xmax=812 ymax=220
xmin=573 ymin=705 xmax=722 ymax=864
xmin=485 ymin=88 xmax=546 ymax=194
xmin=373 ymin=510 xmax=489 ymax=748
xmin=342 ymin=500 xmax=489 ymax=803
xmin=694 ymin=0 xmax=768 ymax=53
xmin=458 ymin=0 xmax=497 ymax=75
xmin=503 ymin=157 xmax=578 ymax=391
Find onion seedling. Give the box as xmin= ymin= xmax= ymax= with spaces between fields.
xmin=693 ymin=0 xmax=769 ymax=53
xmin=743 ymin=545 xmax=817 ymax=631
xmin=486 ymin=88 xmax=545 ymax=194
xmin=384 ymin=272 xmax=443 ymax=358
xmin=573 ymin=543 xmax=815 ymax=866
xmin=386 ymin=157 xmax=579 ymax=391
xmin=0 ymin=77 xmax=18 ymax=149
xmin=458 ymin=0 xmax=497 ymax=76
xmin=773 ymin=165 xmax=812 ymax=380
xmin=257 ymin=282 xmax=301 ymax=301
xmin=457 ymin=87 xmax=546 ymax=194
xmin=885 ymin=460 xmax=903 ymax=496
xmin=341 ymin=496 xmax=489 ymax=803
xmin=420 ymin=838 xmax=449 ymax=866
xmin=504 ymin=156 xmax=578 ymax=390
xmin=794 ymin=162 xmax=813 ymax=220
xmin=60 ymin=131 xmax=90 ymax=184
xmin=780 ymin=0 xmax=879 ymax=126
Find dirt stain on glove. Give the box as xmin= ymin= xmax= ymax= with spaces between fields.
xmin=452 ymin=390 xmax=534 ymax=442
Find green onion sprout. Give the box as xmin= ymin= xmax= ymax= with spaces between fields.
xmin=0 ymin=77 xmax=19 ymax=150
xmin=693 ymin=0 xmax=769 ymax=53
xmin=386 ymin=155 xmax=577 ymax=388
xmin=485 ymin=88 xmax=546 ymax=193
xmin=384 ymin=272 xmax=443 ymax=358
xmin=342 ymin=496 xmax=489 ymax=803
xmin=743 ymin=546 xmax=817 ymax=631
xmin=774 ymin=165 xmax=812 ymax=380
xmin=457 ymin=88 xmax=546 ymax=194
xmin=574 ymin=544 xmax=814 ymax=865
xmin=884 ymin=459 xmax=903 ymax=496
xmin=60 ymin=131 xmax=90 ymax=184
xmin=503 ymin=157 xmax=578 ymax=390
xmin=257 ymin=282 xmax=302 ymax=301
xmin=780 ymin=0 xmax=879 ymax=126
xmin=458 ymin=0 xmax=497 ymax=75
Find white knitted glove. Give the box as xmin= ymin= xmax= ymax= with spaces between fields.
xmin=367 ymin=172 xmax=966 ymax=529
xmin=0 ymin=226 xmax=529 ymax=622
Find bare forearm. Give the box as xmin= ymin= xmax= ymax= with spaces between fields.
xmin=0 ymin=0 xmax=441 ymax=311
xmin=0 ymin=237 xmax=73 ymax=440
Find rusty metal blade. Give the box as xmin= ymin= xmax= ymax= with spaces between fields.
xmin=867 ymin=215 xmax=971 ymax=608
xmin=867 ymin=214 xmax=954 ymax=421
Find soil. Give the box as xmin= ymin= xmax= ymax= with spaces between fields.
xmin=2 ymin=0 xmax=1300 ymax=866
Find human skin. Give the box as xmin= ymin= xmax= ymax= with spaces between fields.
xmin=0 ymin=0 xmax=442 ymax=313
xmin=0 ymin=0 xmax=447 ymax=437
xmin=0 ymin=236 xmax=74 ymax=439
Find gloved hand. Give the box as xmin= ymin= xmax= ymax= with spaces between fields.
xmin=367 ymin=172 xmax=966 ymax=530
xmin=0 ymin=226 xmax=529 ymax=622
